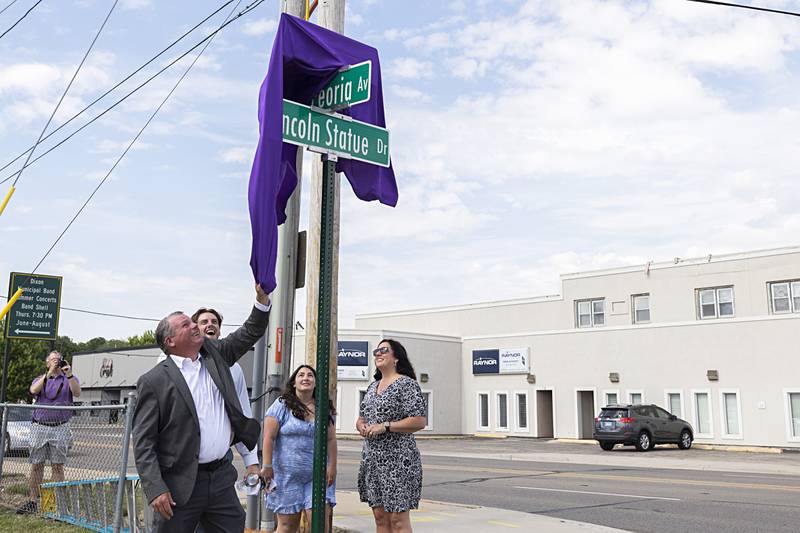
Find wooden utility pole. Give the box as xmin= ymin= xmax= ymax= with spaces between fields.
xmin=305 ymin=0 xmax=344 ymax=399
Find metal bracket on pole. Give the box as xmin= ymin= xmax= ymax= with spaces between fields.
xmin=310 ymin=156 xmax=336 ymax=533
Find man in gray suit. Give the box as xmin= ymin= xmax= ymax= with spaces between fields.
xmin=133 ymin=284 xmax=270 ymax=532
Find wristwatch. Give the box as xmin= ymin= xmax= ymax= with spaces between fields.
xmin=384 ymin=422 xmax=391 ymax=433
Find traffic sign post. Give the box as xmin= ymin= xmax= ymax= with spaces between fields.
xmin=2 ymin=272 xmax=62 ymax=403
xmin=280 ymin=53 xmax=389 ymax=533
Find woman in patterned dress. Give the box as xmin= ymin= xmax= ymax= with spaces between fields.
xmin=357 ymin=339 xmax=427 ymax=533
xmin=261 ymin=365 xmax=337 ymax=532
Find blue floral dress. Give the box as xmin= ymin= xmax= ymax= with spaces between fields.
xmin=264 ymin=399 xmax=336 ymax=514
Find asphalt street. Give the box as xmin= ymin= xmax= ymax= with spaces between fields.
xmin=336 ymin=438 xmax=800 ymax=533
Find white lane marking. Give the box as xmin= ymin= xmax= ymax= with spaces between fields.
xmin=514 ymin=485 xmax=681 ymax=501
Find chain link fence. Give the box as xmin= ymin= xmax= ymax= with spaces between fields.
xmin=0 ymin=397 xmax=149 ymax=532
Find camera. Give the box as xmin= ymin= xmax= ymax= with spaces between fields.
xmin=58 ymin=359 xmax=69 ymax=369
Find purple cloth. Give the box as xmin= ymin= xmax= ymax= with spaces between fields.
xmin=248 ymin=14 xmax=398 ymax=292
xmin=31 ymin=374 xmax=76 ymax=423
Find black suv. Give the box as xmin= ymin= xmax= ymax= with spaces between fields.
xmin=593 ymin=404 xmax=694 ymax=452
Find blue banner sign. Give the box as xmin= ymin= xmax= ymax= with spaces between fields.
xmin=472 ymin=349 xmax=500 ymax=375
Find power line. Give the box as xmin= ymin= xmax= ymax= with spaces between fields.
xmin=0 ymin=0 xmax=20 ymax=17
xmin=686 ymin=0 xmax=800 ymax=17
xmin=0 ymin=0 xmax=236 ymax=178
xmin=29 ymin=0 xmax=261 ymax=276
xmin=0 ymin=0 xmax=42 ymax=42
xmin=0 ymin=0 xmax=263 ymax=186
xmin=0 ymin=294 xmax=244 ymax=327
xmin=12 ymin=0 xmax=119 ymax=189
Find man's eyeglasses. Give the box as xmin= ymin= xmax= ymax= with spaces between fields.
xmin=372 ymin=346 xmax=390 ymax=357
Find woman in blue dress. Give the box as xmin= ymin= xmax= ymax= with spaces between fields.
xmin=261 ymin=365 xmax=337 ymax=532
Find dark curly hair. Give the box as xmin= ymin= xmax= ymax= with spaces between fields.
xmin=279 ymin=364 xmax=336 ymax=423
xmin=373 ymin=339 xmax=417 ymax=381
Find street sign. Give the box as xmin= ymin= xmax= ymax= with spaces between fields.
xmin=310 ymin=60 xmax=372 ymax=110
xmin=5 ymin=272 xmax=62 ymax=340
xmin=282 ymin=99 xmax=390 ymax=167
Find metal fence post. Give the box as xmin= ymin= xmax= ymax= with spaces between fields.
xmin=0 ymin=404 xmax=8 ymax=485
xmin=113 ymin=393 xmax=136 ymax=533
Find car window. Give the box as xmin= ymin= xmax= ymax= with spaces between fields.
xmin=653 ymin=406 xmax=672 ymax=419
xmin=635 ymin=406 xmax=654 ymax=417
xmin=600 ymin=408 xmax=628 ymax=419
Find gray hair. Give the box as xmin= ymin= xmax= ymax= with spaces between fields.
xmin=156 ymin=311 xmax=184 ymax=355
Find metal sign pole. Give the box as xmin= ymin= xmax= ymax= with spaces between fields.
xmin=310 ymin=156 xmax=335 ymax=533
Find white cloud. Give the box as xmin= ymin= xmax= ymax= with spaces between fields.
xmin=219 ymin=146 xmax=253 ymax=164
xmin=389 ymin=57 xmax=434 ymax=80
xmin=242 ymin=18 xmax=277 ymax=37
xmin=121 ymin=0 xmax=152 ymax=10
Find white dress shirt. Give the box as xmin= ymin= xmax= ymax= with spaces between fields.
xmin=169 ymin=353 xmax=232 ymax=464
xmin=230 ymin=362 xmax=258 ymax=467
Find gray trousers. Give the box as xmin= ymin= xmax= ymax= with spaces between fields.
xmin=153 ymin=462 xmax=244 ymax=533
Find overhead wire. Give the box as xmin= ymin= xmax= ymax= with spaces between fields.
xmin=685 ymin=0 xmax=800 ymax=17
xmin=0 ymin=0 xmax=263 ymax=187
xmin=0 ymin=294 xmax=244 ymax=327
xmin=28 ymin=0 xmax=264 ymax=277
xmin=0 ymin=0 xmax=19 ymax=17
xmin=0 ymin=0 xmax=236 ymax=178
xmin=0 ymin=0 xmax=42 ymax=42
xmin=11 ymin=0 xmax=119 ymax=190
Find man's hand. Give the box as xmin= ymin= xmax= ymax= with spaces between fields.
xmin=61 ymin=362 xmax=72 ymax=377
xmin=246 ymin=464 xmax=260 ymax=477
xmin=152 ymin=492 xmax=176 ymax=520
xmin=255 ymin=283 xmax=270 ymax=306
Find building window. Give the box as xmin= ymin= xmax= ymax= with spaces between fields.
xmin=477 ymin=393 xmax=489 ymax=430
xmin=698 ymin=286 xmax=735 ymax=319
xmin=667 ymin=392 xmax=682 ymax=418
xmin=629 ymin=391 xmax=643 ymax=405
xmin=787 ymin=392 xmax=800 ymax=439
xmin=605 ymin=392 xmax=618 ymax=406
xmin=693 ymin=391 xmax=713 ymax=437
xmin=770 ymin=281 xmax=800 ymax=314
xmin=576 ymin=299 xmax=605 ymax=328
xmin=632 ymin=294 xmax=650 ymax=324
xmin=496 ymin=393 xmax=509 ymax=430
xmin=515 ymin=392 xmax=528 ymax=431
xmin=721 ymin=391 xmax=742 ymax=438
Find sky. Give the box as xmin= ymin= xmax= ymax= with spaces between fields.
xmin=1 ymin=0 xmax=799 ymax=342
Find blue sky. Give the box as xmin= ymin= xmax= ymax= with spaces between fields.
xmin=1 ymin=0 xmax=799 ymax=341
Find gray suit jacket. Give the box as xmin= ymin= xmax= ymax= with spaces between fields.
xmin=132 ymin=306 xmax=269 ymax=505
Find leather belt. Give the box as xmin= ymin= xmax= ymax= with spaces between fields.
xmin=33 ymin=420 xmax=67 ymax=427
xmin=197 ymin=456 xmax=229 ymax=471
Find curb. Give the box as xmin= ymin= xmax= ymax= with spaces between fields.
xmin=556 ymin=438 xmax=785 ymax=454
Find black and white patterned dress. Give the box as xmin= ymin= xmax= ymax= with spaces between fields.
xmin=357 ymin=375 xmax=426 ymax=513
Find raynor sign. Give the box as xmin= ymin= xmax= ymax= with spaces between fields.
xmin=5 ymin=272 xmax=62 ymax=340
xmin=282 ymin=99 xmax=390 ymax=167
xmin=311 ymin=60 xmax=371 ymax=110
xmin=472 ymin=347 xmax=530 ymax=375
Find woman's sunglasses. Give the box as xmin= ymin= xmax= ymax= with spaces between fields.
xmin=372 ymin=346 xmax=390 ymax=356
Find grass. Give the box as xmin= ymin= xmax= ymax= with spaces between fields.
xmin=0 ymin=508 xmax=86 ymax=532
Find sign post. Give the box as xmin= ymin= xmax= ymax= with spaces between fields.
xmin=2 ymin=272 xmax=62 ymax=403
xmin=280 ymin=56 xmax=389 ymax=532
xmin=310 ymin=155 xmax=336 ymax=533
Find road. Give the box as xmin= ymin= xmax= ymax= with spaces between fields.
xmin=336 ymin=438 xmax=800 ymax=533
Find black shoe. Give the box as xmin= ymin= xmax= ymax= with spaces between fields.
xmin=15 ymin=500 xmax=37 ymax=515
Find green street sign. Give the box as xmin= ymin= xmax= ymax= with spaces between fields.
xmin=311 ymin=60 xmax=371 ymax=110
xmin=5 ymin=272 xmax=62 ymax=340
xmin=282 ymin=98 xmax=390 ymax=167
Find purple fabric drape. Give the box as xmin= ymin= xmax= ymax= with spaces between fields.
xmin=248 ymin=14 xmax=398 ymax=292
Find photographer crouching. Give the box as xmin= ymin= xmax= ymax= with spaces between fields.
xmin=16 ymin=350 xmax=81 ymax=515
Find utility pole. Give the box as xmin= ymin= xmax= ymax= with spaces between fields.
xmin=305 ymin=0 xmax=344 ymax=401
xmin=246 ymin=3 xmax=306 ymax=532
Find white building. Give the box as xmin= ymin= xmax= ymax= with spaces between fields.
xmin=311 ymin=246 xmax=800 ymax=448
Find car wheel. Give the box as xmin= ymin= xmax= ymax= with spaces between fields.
xmin=599 ymin=441 xmax=615 ymax=451
xmin=635 ymin=431 xmax=652 ymax=452
xmin=678 ymin=429 xmax=693 ymax=450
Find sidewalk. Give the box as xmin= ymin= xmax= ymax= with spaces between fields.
xmin=332 ymin=491 xmax=629 ymax=532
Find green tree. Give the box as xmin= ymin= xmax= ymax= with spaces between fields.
xmin=126 ymin=330 xmax=156 ymax=346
